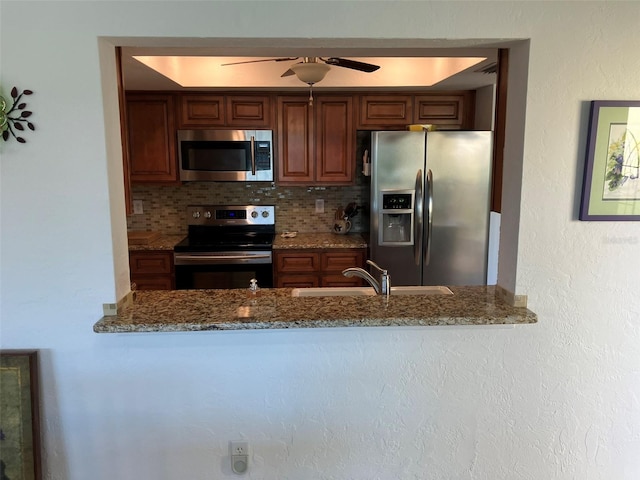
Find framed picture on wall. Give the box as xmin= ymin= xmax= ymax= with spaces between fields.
xmin=580 ymin=100 xmax=640 ymax=220
xmin=0 ymin=350 xmax=42 ymax=480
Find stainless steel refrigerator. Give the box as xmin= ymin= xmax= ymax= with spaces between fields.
xmin=370 ymin=130 xmax=493 ymax=286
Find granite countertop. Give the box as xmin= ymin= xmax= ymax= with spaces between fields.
xmin=94 ymin=285 xmax=537 ymax=333
xmin=273 ymin=232 xmax=368 ymax=249
xmin=128 ymin=234 xmax=186 ymax=251
xmin=128 ymin=232 xmax=366 ymax=251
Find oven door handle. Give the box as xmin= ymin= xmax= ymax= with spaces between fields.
xmin=174 ymin=253 xmax=272 ymax=265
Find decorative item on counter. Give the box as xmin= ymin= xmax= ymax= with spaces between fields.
xmin=247 ymin=278 xmax=261 ymax=300
xmin=280 ymin=231 xmax=298 ymax=238
xmin=1 ymin=87 xmax=35 ymax=143
xmin=333 ymin=202 xmax=358 ymax=234
xmin=362 ymin=149 xmax=371 ymax=176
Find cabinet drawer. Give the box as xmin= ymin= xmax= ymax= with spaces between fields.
xmin=275 ymin=252 xmax=320 ymax=273
xmin=276 ymin=274 xmax=319 ymax=288
xmin=129 ymin=251 xmax=173 ymax=275
xmin=131 ymin=275 xmax=174 ymax=290
xmin=321 ymin=251 xmax=365 ymax=272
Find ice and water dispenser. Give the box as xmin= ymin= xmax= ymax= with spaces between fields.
xmin=379 ymin=191 xmax=414 ymax=245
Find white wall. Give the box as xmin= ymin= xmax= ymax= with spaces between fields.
xmin=1 ymin=2 xmax=639 ymax=479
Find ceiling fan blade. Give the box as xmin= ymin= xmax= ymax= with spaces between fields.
xmin=221 ymin=57 xmax=298 ymax=66
xmin=280 ymin=68 xmax=296 ymax=77
xmin=325 ymin=57 xmax=380 ymax=73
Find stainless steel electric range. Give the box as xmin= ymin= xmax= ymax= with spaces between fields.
xmin=173 ymin=205 xmax=275 ymax=290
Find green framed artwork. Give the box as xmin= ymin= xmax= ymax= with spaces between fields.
xmin=0 ymin=351 xmax=41 ymax=480
xmin=580 ymin=100 xmax=640 ymax=220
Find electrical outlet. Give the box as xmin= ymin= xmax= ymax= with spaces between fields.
xmin=315 ymin=199 xmax=324 ymax=213
xmin=231 ymin=441 xmax=248 ymax=456
xmin=132 ymin=200 xmax=143 ymax=215
xmin=230 ymin=441 xmax=249 ymax=474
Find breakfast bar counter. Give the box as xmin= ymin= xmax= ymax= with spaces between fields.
xmin=94 ymin=285 xmax=537 ymax=333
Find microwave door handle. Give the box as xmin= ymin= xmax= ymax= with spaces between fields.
xmin=250 ymin=136 xmax=256 ymax=176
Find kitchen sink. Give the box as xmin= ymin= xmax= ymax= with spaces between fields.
xmin=291 ymin=287 xmax=377 ymax=297
xmin=290 ymin=286 xmax=453 ymax=297
xmin=389 ymin=285 xmax=453 ymax=296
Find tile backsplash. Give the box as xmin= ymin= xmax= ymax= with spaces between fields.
xmin=127 ymin=180 xmax=371 ymax=235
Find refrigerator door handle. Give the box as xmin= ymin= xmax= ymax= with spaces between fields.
xmin=424 ymin=168 xmax=434 ymax=266
xmin=414 ymin=169 xmax=424 ymax=266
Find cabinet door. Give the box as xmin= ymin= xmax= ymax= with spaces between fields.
xmin=129 ymin=251 xmax=173 ymax=275
xmin=321 ymin=249 xmax=365 ymax=286
xmin=314 ymin=96 xmax=354 ymax=184
xmin=127 ymin=94 xmax=178 ymax=183
xmin=414 ymin=93 xmax=474 ymax=129
xmin=226 ymin=95 xmax=272 ymax=127
xmin=277 ymin=96 xmax=314 ymax=183
xmin=129 ymin=251 xmax=174 ymax=290
xmin=320 ymin=275 xmax=363 ymax=287
xmin=357 ymin=95 xmax=413 ymax=129
xmin=275 ymin=251 xmax=320 ymax=273
xmin=321 ymin=250 xmax=365 ymax=272
xmin=178 ymin=94 xmax=225 ymax=127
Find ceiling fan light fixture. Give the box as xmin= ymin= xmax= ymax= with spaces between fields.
xmin=290 ymin=62 xmax=331 ymax=85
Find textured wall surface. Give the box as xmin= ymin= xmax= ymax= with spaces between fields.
xmin=1 ymin=1 xmax=639 ymax=479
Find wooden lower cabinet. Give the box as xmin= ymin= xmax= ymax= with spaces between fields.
xmin=129 ymin=250 xmax=175 ymax=290
xmin=274 ymin=248 xmax=366 ymax=288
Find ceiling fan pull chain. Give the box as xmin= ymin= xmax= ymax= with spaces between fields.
xmin=308 ymin=85 xmax=314 ymax=106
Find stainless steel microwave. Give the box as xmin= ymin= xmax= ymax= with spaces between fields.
xmin=177 ymin=129 xmax=274 ymax=182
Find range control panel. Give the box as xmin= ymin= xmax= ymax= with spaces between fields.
xmin=186 ymin=205 xmax=275 ymax=226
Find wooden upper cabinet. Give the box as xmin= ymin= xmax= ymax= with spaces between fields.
xmin=277 ymin=96 xmax=314 ymax=183
xmin=358 ymin=94 xmax=413 ymax=128
xmin=356 ymin=91 xmax=475 ymax=130
xmin=414 ymin=92 xmax=475 ymax=129
xmin=226 ymin=95 xmax=272 ymax=127
xmin=178 ymin=94 xmax=225 ymax=127
xmin=178 ymin=94 xmax=272 ymax=128
xmin=126 ymin=93 xmax=178 ymax=183
xmin=277 ymin=94 xmax=354 ymax=185
xmin=314 ymin=96 xmax=354 ymax=184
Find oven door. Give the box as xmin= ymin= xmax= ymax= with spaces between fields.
xmin=174 ymin=251 xmax=273 ymax=289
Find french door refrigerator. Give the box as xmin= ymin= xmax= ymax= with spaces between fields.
xmin=370 ymin=130 xmax=493 ymax=286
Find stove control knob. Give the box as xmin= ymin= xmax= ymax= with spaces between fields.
xmin=192 ymin=211 xmax=201 ymax=219
xmin=261 ymin=210 xmax=269 ymax=218
xmin=204 ymin=211 xmax=212 ymax=219
xmin=251 ymin=211 xmax=258 ymax=219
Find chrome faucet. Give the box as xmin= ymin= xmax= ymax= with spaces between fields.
xmin=342 ymin=260 xmax=391 ymax=296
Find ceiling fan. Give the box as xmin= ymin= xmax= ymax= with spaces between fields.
xmin=221 ymin=56 xmax=380 ymax=86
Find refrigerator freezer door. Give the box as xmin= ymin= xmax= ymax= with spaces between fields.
xmin=370 ymin=131 xmax=426 ymax=285
xmin=422 ymin=131 xmax=492 ymax=285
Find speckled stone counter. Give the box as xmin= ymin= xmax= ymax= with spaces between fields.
xmin=128 ymin=234 xmax=186 ymax=251
xmin=94 ymin=286 xmax=537 ymax=333
xmin=273 ymin=232 xmax=368 ymax=249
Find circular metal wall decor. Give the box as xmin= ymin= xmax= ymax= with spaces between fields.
xmin=1 ymin=87 xmax=35 ymax=143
